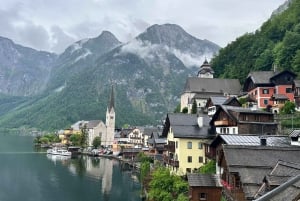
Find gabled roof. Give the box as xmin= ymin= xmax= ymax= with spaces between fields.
xmin=243 ymin=70 xmax=297 ymax=91
xmin=210 ymin=134 xmax=291 ymax=148
xmin=254 ymin=161 xmax=300 ymax=201
xmin=208 ymin=96 xmax=228 ymax=106
xmin=187 ymin=173 xmax=221 ymax=187
xmin=211 ymin=105 xmax=275 ymax=125
xmin=254 ymin=175 xmax=300 ymax=201
xmin=163 ymin=113 xmax=215 ymax=139
xmin=222 ymin=145 xmax=300 ymax=199
xmin=87 ymin=120 xmax=103 ymax=128
xmin=183 ymin=77 xmax=241 ymax=95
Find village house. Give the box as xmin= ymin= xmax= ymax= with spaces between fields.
xmin=147 ymin=129 xmax=167 ymax=155
xmin=162 ymin=113 xmax=215 ymax=175
xmin=59 ymin=120 xmax=87 ymax=144
xmin=128 ymin=127 xmax=144 ymax=147
xmin=210 ymin=105 xmax=278 ymax=135
xmin=180 ymin=60 xmax=241 ymax=113
xmin=208 ymin=134 xmax=292 ymax=174
xmin=218 ymin=144 xmax=300 ymax=201
xmin=243 ymin=69 xmax=298 ymax=113
xmin=187 ymin=173 xmax=222 ymax=201
xmin=205 ymin=96 xmax=241 ymax=117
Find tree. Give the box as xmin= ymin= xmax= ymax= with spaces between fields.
xmin=280 ymin=101 xmax=296 ymax=114
xmin=198 ymin=160 xmax=216 ymax=174
xmin=191 ymin=99 xmax=197 ymax=114
xmin=148 ymin=166 xmax=188 ymax=201
xmin=69 ymin=134 xmax=81 ymax=146
xmin=182 ymin=107 xmax=188 ymax=114
xmin=174 ymin=104 xmax=181 ymax=113
xmin=40 ymin=137 xmax=49 ymax=144
xmin=80 ymin=124 xmax=88 ymax=147
xmin=92 ymin=136 xmax=101 ymax=148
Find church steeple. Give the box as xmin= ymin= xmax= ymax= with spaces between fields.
xmin=104 ymin=85 xmax=115 ymax=147
xmin=197 ymin=59 xmax=214 ymax=78
xmin=108 ymin=85 xmax=115 ymax=112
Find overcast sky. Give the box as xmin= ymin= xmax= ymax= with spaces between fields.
xmin=0 ymin=0 xmax=286 ymax=53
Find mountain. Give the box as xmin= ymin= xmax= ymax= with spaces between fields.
xmin=211 ymin=0 xmax=300 ymax=83
xmin=0 ymin=24 xmax=220 ymax=131
xmin=0 ymin=36 xmax=57 ymax=96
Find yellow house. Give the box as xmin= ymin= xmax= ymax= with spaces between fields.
xmin=162 ymin=113 xmax=215 ymax=175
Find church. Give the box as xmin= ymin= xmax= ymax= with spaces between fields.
xmin=180 ymin=59 xmax=241 ymax=113
xmin=86 ymin=85 xmax=115 ymax=148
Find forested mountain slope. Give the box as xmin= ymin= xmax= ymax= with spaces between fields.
xmin=211 ymin=0 xmax=300 ymax=83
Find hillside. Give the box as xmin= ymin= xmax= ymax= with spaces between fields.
xmin=211 ymin=0 xmax=300 ymax=83
xmin=0 ymin=24 xmax=220 ymax=131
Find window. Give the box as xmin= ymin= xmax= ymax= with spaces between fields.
xmin=186 ymin=168 xmax=191 ymax=173
xmin=198 ymin=142 xmax=203 ymax=149
xmin=187 ymin=141 xmax=192 ymax=149
xmin=199 ymin=193 xmax=207 ymax=200
xmin=199 ymin=156 xmax=203 ymax=163
xmin=264 ymin=99 xmax=268 ymax=105
xmin=232 ymin=128 xmax=236 ymax=134
xmin=255 ymin=90 xmax=257 ymax=95
xmin=262 ymin=89 xmax=269 ymax=94
xmin=175 ymin=141 xmax=178 ymax=148
xmin=188 ymin=156 xmax=192 ymax=163
xmin=286 ymin=88 xmax=293 ymax=93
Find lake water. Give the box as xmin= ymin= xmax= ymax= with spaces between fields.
xmin=0 ymin=134 xmax=142 ymax=201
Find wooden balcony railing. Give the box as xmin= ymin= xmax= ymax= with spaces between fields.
xmin=163 ymin=155 xmax=179 ymax=167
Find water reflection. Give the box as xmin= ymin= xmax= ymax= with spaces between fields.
xmin=46 ymin=155 xmax=120 ymax=197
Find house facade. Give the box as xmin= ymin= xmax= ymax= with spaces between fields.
xmin=187 ymin=173 xmax=222 ymax=201
xmin=162 ymin=113 xmax=215 ymax=175
xmin=211 ymin=105 xmax=278 ymax=135
xmin=243 ymin=70 xmax=297 ymax=112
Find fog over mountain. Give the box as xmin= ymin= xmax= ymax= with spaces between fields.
xmin=0 ymin=23 xmax=220 ymax=130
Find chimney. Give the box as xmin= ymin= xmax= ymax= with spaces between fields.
xmin=197 ymin=115 xmax=203 ymax=128
xmin=259 ymin=136 xmax=267 ymax=146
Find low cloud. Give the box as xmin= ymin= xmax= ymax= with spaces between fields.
xmin=120 ymin=39 xmax=211 ymax=68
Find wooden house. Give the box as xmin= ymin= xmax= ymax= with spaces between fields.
xmin=219 ymin=145 xmax=300 ymax=201
xmin=211 ymin=105 xmax=277 ymax=135
xmin=187 ymin=173 xmax=222 ymax=201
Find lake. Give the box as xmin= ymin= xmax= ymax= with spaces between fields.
xmin=0 ymin=134 xmax=142 ymax=201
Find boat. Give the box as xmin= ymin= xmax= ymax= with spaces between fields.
xmin=47 ymin=147 xmax=72 ymax=156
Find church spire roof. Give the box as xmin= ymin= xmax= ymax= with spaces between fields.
xmin=108 ymin=85 xmax=115 ymax=112
xmin=197 ymin=59 xmax=214 ymax=78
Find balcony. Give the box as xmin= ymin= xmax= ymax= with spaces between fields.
xmin=214 ymin=120 xmax=229 ymax=126
xmin=164 ymin=144 xmax=175 ymax=152
xmin=163 ymin=155 xmax=179 ymax=167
